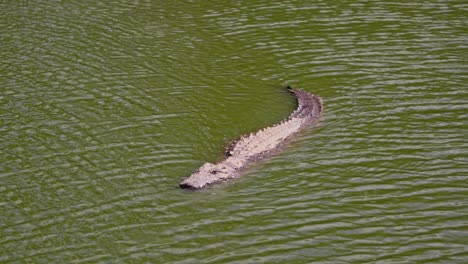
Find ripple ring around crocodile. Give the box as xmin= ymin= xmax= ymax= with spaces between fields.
xmin=179 ymin=86 xmax=323 ymax=189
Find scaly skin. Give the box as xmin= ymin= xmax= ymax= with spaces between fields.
xmin=179 ymin=86 xmax=323 ymax=189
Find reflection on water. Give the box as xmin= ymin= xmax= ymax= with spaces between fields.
xmin=1 ymin=0 xmax=466 ymax=263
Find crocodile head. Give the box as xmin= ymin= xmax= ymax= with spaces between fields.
xmin=179 ymin=162 xmax=239 ymax=189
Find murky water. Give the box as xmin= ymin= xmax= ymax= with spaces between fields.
xmin=1 ymin=1 xmax=467 ymax=263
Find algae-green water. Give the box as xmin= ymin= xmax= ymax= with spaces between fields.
xmin=1 ymin=1 xmax=467 ymax=263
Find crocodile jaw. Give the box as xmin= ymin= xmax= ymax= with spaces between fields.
xmin=179 ymin=161 xmax=241 ymax=189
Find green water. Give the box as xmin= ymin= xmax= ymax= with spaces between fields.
xmin=1 ymin=1 xmax=467 ymax=263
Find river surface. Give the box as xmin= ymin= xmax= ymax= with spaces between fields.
xmin=1 ymin=1 xmax=467 ymax=263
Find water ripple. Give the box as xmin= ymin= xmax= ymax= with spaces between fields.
xmin=1 ymin=0 xmax=467 ymax=263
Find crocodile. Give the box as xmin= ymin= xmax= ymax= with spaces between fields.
xmin=179 ymin=86 xmax=323 ymax=189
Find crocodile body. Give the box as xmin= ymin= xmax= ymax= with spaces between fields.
xmin=179 ymin=86 xmax=323 ymax=189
